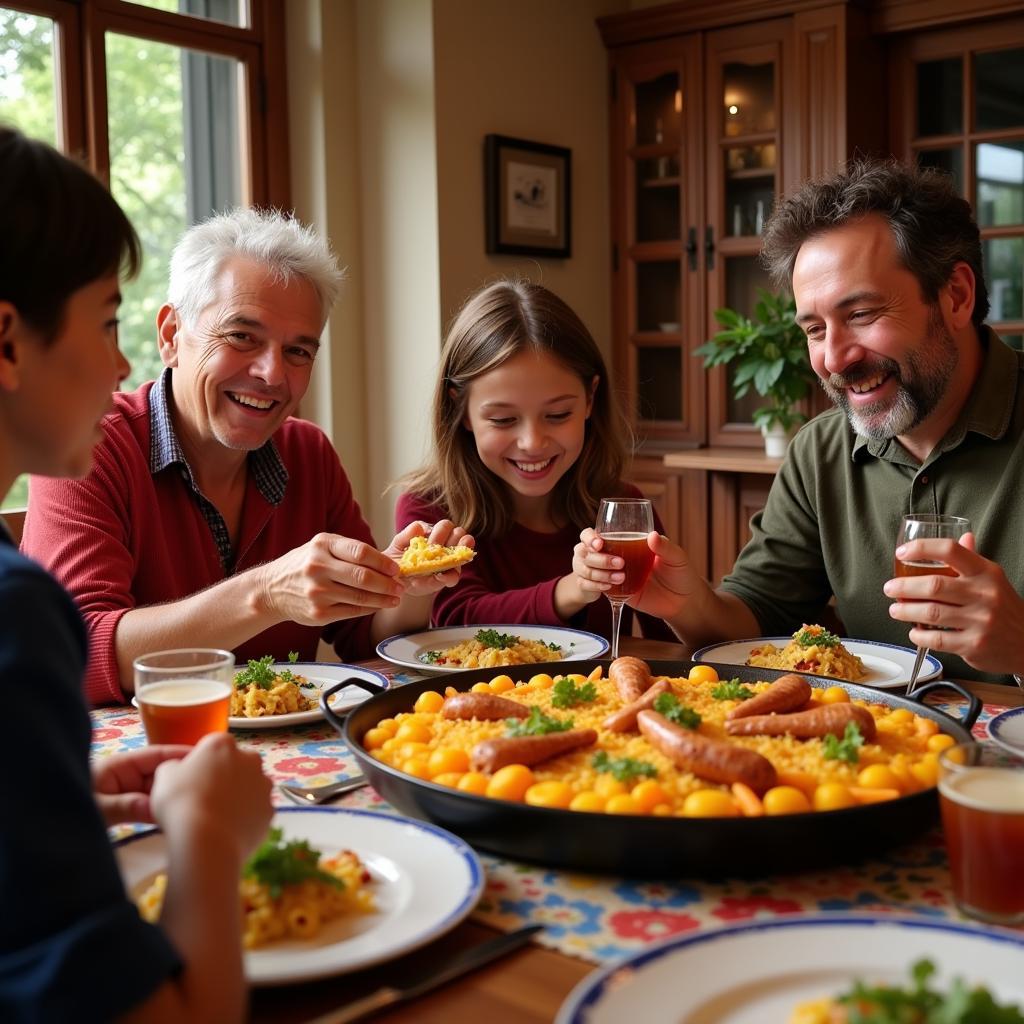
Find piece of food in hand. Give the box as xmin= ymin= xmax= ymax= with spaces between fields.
xmin=609 ymin=656 xmax=653 ymax=702
xmin=725 ymin=702 xmax=877 ymax=741
xmin=398 ymin=535 xmax=476 ymax=577
xmin=638 ymin=709 xmax=777 ymax=792
xmin=726 ymin=673 xmax=812 ymax=721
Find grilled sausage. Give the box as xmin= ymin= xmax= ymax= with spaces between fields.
xmin=471 ymin=729 xmax=598 ymax=773
xmin=726 ymin=673 xmax=813 ymax=721
xmin=724 ymin=702 xmax=877 ymax=741
xmin=602 ymin=679 xmax=671 ymax=733
xmin=440 ymin=693 xmax=529 ymax=720
xmin=637 ymin=710 xmax=777 ymax=793
xmin=609 ymin=656 xmax=653 ymax=702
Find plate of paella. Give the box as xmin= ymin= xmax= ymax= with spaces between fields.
xmin=376 ymin=624 xmax=609 ymax=676
xmin=555 ymin=916 xmax=1024 ymax=1023
xmin=693 ymin=627 xmax=942 ymax=690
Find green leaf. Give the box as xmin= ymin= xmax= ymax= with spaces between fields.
xmin=592 ymin=751 xmax=657 ymax=783
xmin=822 ymin=722 xmax=864 ymax=764
xmin=551 ymin=676 xmax=598 ymax=709
xmin=653 ymin=692 xmax=702 ymax=729
xmin=243 ymin=827 xmax=344 ymax=899
xmin=505 ymin=706 xmax=574 ymax=737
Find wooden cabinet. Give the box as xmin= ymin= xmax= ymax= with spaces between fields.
xmin=600 ymin=0 xmax=884 ymax=579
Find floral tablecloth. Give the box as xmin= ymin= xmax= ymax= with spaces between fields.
xmin=91 ymin=680 xmax=1010 ymax=965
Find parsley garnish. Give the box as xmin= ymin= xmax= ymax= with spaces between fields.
xmin=242 ymin=827 xmax=344 ymax=899
xmin=505 ymin=706 xmax=573 ymax=737
xmin=795 ymin=626 xmax=841 ymax=648
xmin=822 ymin=721 xmax=864 ymax=763
xmin=475 ymin=628 xmax=519 ymax=650
xmin=420 ymin=650 xmax=443 ymax=664
xmin=653 ymin=692 xmax=702 ymax=729
xmin=551 ymin=676 xmax=598 ymax=708
xmin=711 ymin=679 xmax=755 ymax=701
xmin=592 ymin=751 xmax=657 ymax=783
xmin=234 ymin=654 xmax=278 ymax=690
xmin=836 ymin=958 xmax=1024 ymax=1023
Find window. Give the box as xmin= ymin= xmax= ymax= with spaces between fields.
xmin=0 ymin=0 xmax=288 ymax=509
xmin=893 ymin=20 xmax=1024 ymax=351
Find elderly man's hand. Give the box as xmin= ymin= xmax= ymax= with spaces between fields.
xmin=884 ymin=533 xmax=1024 ymax=676
xmin=382 ymin=519 xmax=475 ymax=597
xmin=253 ymin=532 xmax=410 ymax=625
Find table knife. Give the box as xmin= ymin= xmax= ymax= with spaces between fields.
xmin=303 ymin=924 xmax=544 ymax=1024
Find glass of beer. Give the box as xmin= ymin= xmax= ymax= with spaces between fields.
xmin=938 ymin=742 xmax=1024 ymax=926
xmin=134 ymin=648 xmax=234 ymax=745
xmin=596 ymin=498 xmax=656 ymax=659
xmin=894 ymin=513 xmax=970 ymax=693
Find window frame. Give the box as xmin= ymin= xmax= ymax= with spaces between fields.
xmin=2 ymin=0 xmax=290 ymax=206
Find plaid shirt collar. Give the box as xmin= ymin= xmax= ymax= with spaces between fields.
xmin=148 ymin=368 xmax=288 ymax=569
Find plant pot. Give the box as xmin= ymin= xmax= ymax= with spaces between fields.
xmin=761 ymin=423 xmax=795 ymax=458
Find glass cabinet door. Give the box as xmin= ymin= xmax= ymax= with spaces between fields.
xmin=611 ymin=33 xmax=704 ymax=446
xmin=896 ymin=22 xmax=1024 ymax=351
xmin=705 ymin=20 xmax=788 ymax=445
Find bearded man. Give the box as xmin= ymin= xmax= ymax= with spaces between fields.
xmin=573 ymin=158 xmax=1024 ymax=683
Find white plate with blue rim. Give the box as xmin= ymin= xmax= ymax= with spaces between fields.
xmin=988 ymin=706 xmax=1024 ymax=758
xmin=377 ymin=624 xmax=609 ymax=676
xmin=692 ymin=637 xmax=942 ymax=690
xmin=132 ymin=662 xmax=389 ymax=729
xmin=115 ymin=806 xmax=484 ymax=985
xmin=555 ymin=915 xmax=1024 ymax=1023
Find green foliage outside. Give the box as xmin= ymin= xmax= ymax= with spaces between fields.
xmin=695 ymin=289 xmax=816 ymax=433
xmin=0 ymin=4 xmax=212 ymax=509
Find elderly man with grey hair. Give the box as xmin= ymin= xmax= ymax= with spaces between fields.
xmin=23 ymin=208 xmax=470 ymax=705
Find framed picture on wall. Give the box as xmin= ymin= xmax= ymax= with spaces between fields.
xmin=485 ymin=134 xmax=571 ymax=258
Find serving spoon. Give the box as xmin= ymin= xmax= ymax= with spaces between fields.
xmin=278 ymin=774 xmax=368 ymax=806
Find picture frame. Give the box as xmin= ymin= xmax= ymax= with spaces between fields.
xmin=485 ymin=134 xmax=571 ymax=258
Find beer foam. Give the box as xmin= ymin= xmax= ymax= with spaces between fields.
xmin=939 ymin=767 xmax=1024 ymax=813
xmin=139 ymin=679 xmax=231 ymax=707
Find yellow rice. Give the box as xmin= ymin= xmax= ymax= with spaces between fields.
xmin=746 ymin=624 xmax=868 ymax=682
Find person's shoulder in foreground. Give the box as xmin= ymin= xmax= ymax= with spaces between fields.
xmin=0 ymin=125 xmax=272 ymax=1023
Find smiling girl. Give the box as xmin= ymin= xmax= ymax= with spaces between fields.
xmin=396 ymin=280 xmax=673 ymax=641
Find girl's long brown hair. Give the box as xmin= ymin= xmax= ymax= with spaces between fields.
xmin=399 ymin=280 xmax=633 ymax=537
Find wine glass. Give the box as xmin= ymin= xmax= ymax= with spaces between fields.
xmin=894 ymin=513 xmax=970 ymax=694
xmin=596 ymin=498 xmax=656 ymax=659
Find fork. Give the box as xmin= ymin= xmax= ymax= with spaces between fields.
xmin=278 ymin=774 xmax=369 ymax=806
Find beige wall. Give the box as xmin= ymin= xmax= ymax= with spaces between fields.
xmin=288 ymin=0 xmax=625 ymax=541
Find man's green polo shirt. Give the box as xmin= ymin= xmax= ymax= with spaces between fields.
xmin=720 ymin=328 xmax=1024 ymax=682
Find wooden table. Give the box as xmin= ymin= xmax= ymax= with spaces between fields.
xmin=249 ymin=638 xmax=1023 ymax=1024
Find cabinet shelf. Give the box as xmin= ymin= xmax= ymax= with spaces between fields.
xmin=726 ymin=166 xmax=774 ymax=180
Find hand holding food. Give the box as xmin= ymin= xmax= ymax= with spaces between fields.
xmin=383 ymin=519 xmax=475 ymax=596
xmin=398 ymin=535 xmax=476 ymax=577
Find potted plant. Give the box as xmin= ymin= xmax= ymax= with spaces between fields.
xmin=694 ymin=289 xmax=816 ymax=456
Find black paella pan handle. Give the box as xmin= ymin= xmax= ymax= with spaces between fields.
xmin=319 ymin=677 xmax=389 ymax=731
xmin=905 ymin=680 xmax=982 ymax=731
